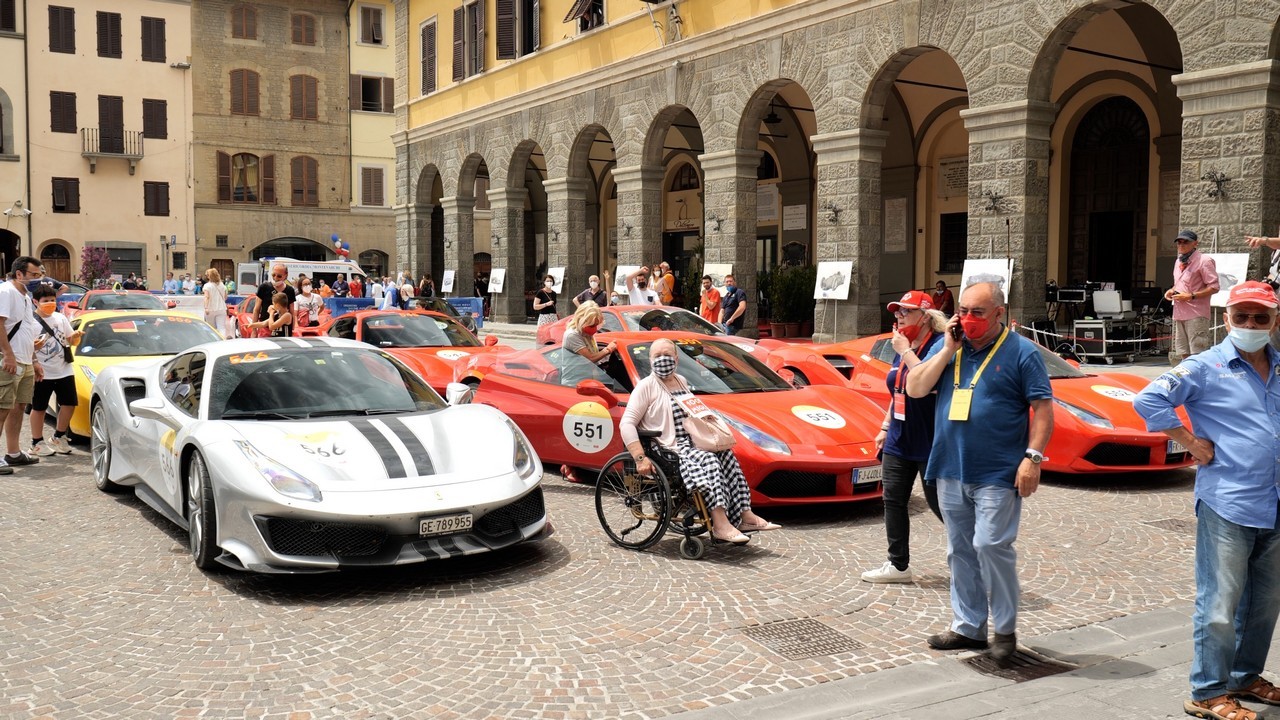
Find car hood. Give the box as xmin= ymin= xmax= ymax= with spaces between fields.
xmin=222 ymin=404 xmax=526 ymax=492
xmin=1050 ymin=373 xmax=1174 ymax=431
xmin=701 ymin=384 xmax=883 ymax=448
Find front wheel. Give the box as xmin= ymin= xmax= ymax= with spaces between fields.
xmin=186 ymin=450 xmax=220 ymax=570
xmin=679 ymin=536 xmax=706 ymax=560
xmin=90 ymin=403 xmax=122 ymax=493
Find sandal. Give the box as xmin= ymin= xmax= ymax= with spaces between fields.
xmin=1231 ymin=677 xmax=1280 ymax=706
xmin=712 ymin=528 xmax=750 ymax=545
xmin=739 ymin=520 xmax=782 ymax=532
xmin=1184 ymin=695 xmax=1257 ymax=720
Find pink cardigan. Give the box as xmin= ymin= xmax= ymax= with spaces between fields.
xmin=620 ymin=374 xmax=679 ymax=449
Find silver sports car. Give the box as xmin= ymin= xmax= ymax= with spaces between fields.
xmin=90 ymin=337 xmax=551 ymax=573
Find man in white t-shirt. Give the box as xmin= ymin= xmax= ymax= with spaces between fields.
xmin=0 ymin=256 xmax=45 ymax=472
xmin=625 ymin=266 xmax=659 ymax=306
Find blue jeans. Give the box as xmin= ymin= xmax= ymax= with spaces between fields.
xmin=1191 ymin=501 xmax=1280 ymax=700
xmin=937 ymin=478 xmax=1022 ymax=638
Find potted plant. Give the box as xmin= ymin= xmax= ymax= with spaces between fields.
xmin=794 ymin=265 xmax=817 ymax=338
xmin=766 ymin=265 xmax=818 ymax=338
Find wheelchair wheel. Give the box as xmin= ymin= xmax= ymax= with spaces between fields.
xmin=595 ymin=454 xmax=671 ymax=550
xmin=679 ymin=536 xmax=706 ymax=560
xmin=667 ymin=482 xmax=709 ymax=538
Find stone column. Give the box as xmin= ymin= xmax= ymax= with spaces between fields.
xmin=545 ymin=177 xmax=592 ymax=315
xmin=439 ymin=196 xmax=475 ymax=302
xmin=699 ymin=149 xmax=763 ymax=336
xmin=1174 ymin=60 xmax=1280 ymax=277
xmin=612 ymin=165 xmax=664 ymax=267
xmin=960 ymin=100 xmax=1056 ymax=322
xmin=395 ymin=204 xmax=413 ymax=279
xmin=486 ymin=187 xmax=530 ymax=323
xmin=811 ymin=129 xmax=888 ymax=342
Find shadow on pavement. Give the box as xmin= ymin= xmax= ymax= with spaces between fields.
xmin=1042 ymin=468 xmax=1194 ymax=495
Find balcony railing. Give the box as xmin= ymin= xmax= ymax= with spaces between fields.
xmin=81 ymin=128 xmax=144 ymax=174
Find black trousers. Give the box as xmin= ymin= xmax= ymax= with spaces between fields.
xmin=881 ymin=452 xmax=943 ymax=571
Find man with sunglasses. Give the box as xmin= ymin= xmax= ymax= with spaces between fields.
xmin=254 ymin=264 xmax=297 ymax=323
xmin=1165 ymin=229 xmax=1219 ymax=366
xmin=1136 ymin=281 xmax=1280 ymax=720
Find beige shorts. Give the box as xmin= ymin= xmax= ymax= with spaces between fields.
xmin=0 ymin=364 xmax=35 ymax=410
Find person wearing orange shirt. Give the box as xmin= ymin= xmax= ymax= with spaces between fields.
xmin=699 ymin=275 xmax=721 ymax=325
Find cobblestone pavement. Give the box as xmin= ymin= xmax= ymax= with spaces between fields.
xmin=0 ymin=436 xmax=1198 ymax=719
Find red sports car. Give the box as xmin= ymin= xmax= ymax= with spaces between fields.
xmin=536 ymin=304 xmax=770 ymax=357
xmin=455 ymin=332 xmax=886 ymax=507
xmin=319 ymin=309 xmax=512 ymax=393
xmin=64 ymin=290 xmax=172 ymax=320
xmin=765 ymin=332 xmax=1195 ymax=474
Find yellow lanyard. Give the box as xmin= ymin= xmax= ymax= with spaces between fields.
xmin=953 ymin=326 xmax=1009 ymax=389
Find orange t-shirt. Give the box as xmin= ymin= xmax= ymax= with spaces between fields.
xmin=699 ymin=287 xmax=721 ymax=324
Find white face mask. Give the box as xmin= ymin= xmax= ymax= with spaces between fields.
xmin=545 ymin=281 xmax=554 ymax=288
xmin=589 ymin=281 xmax=599 ymax=290
xmin=301 ymin=285 xmax=312 ymax=293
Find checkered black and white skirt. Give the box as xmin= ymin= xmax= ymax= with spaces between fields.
xmin=669 ymin=390 xmax=751 ymax=524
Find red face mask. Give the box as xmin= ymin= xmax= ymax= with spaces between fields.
xmin=582 ymin=325 xmax=599 ymax=336
xmin=961 ymin=311 xmax=997 ymax=340
xmin=898 ymin=322 xmax=922 ymax=342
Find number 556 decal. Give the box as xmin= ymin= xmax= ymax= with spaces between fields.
xmin=562 ymin=401 xmax=615 ymax=453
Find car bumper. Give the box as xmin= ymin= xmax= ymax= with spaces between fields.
xmin=1048 ymin=433 xmax=1194 ymax=473
xmin=740 ymin=447 xmax=884 ymax=506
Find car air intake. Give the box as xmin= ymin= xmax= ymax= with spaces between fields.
xmin=262 ymin=518 xmax=386 ymax=557
xmin=476 ymin=487 xmax=546 ymax=538
xmin=1083 ymin=443 xmax=1151 ymax=467
xmin=756 ymin=471 xmax=837 ymax=498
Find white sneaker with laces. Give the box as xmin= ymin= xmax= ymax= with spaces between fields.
xmin=31 ymin=441 xmax=55 ymax=457
xmin=51 ymin=437 xmax=72 ymax=454
xmin=861 ymin=561 xmax=913 ymax=583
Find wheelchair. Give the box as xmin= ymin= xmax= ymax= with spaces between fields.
xmin=594 ymin=431 xmax=718 ymax=559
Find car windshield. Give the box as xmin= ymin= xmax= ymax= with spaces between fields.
xmin=419 ymin=297 xmax=461 ymax=318
xmin=84 ymin=293 xmax=165 ymax=311
xmin=361 ymin=313 xmax=479 ymax=348
xmin=622 ymin=309 xmax=723 ymax=335
xmin=1038 ymin=344 xmax=1089 ymax=379
xmin=209 ymin=348 xmax=445 ymax=420
xmin=76 ymin=316 xmax=222 ymax=357
xmin=629 ymin=339 xmax=791 ymax=394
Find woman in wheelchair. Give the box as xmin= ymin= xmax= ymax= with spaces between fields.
xmin=620 ymin=339 xmax=780 ymax=545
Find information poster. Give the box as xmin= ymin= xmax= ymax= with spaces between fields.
xmin=487 ymin=268 xmax=506 ymax=294
xmin=960 ymin=258 xmax=1015 ymax=302
xmin=441 ymin=270 xmax=455 ymax=293
xmin=783 ymin=204 xmax=808 ymax=231
xmin=814 ymin=261 xmax=853 ymax=300
xmin=548 ymin=267 xmax=565 ymax=294
xmin=758 ymin=185 xmax=779 ymax=224
xmin=1204 ymin=253 xmax=1249 ymax=307
xmin=703 ymin=263 xmax=733 ymax=292
xmin=938 ymin=157 xmax=969 ymax=199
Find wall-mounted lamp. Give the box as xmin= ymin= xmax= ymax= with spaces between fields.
xmin=981 ymin=189 xmax=1004 ymax=214
xmin=821 ymin=201 xmax=842 ymax=224
xmin=491 ymin=233 xmax=501 ymax=246
xmin=170 ymin=61 xmax=191 ymax=70
xmin=550 ymin=228 xmax=560 ymax=242
xmin=1202 ymin=170 xmax=1231 ymax=200
xmin=623 ymin=223 xmax=633 ymax=237
xmin=706 ymin=212 xmax=723 ymax=232
xmin=3 ymin=200 xmax=32 ymax=218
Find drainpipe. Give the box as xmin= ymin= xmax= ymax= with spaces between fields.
xmin=22 ymin=0 xmax=33 ymax=257
xmin=345 ymin=0 xmax=356 ymax=260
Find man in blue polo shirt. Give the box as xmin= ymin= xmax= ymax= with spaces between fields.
xmin=1135 ymin=280 xmax=1280 ymax=720
xmin=906 ymin=279 xmax=1053 ymax=661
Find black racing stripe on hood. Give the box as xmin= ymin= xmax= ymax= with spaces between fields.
xmin=385 ymin=417 xmax=434 ymax=475
xmin=265 ymin=338 xmax=295 ymax=349
xmin=298 ymin=337 xmax=328 ymax=347
xmin=350 ymin=419 xmax=407 ymax=478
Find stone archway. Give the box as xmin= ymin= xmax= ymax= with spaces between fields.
xmin=38 ymin=240 xmax=72 ymax=282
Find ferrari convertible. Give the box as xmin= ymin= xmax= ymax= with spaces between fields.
xmin=89 ymin=337 xmax=551 ymax=573
xmin=455 ymin=332 xmax=886 ymax=507
xmin=765 ymin=331 xmax=1194 ymax=474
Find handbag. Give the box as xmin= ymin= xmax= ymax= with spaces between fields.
xmin=663 ymin=376 xmax=736 ymax=452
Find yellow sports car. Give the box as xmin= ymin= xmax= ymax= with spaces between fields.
xmin=65 ymin=310 xmax=223 ymax=439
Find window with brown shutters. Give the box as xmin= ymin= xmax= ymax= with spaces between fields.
xmin=48 ymin=6 xmax=74 ymax=54
xmin=52 ymin=178 xmax=80 ymax=213
xmin=50 ymin=91 xmax=77 ymax=134
xmin=220 ymin=152 xmax=274 ymax=204
xmin=97 ymin=11 xmax=121 ymax=58
xmin=290 ymin=75 xmax=318 ymax=121
xmin=229 ymin=69 xmax=259 ymax=116
xmin=144 ymin=182 xmax=170 ymax=216
xmin=290 ymin=156 xmax=319 ymax=207
xmin=497 ymin=0 xmax=539 ymax=60
xmin=142 ymin=99 xmax=167 ymax=140
xmin=1 ymin=1 xmax=17 ymax=33
xmin=360 ymin=5 xmax=383 ymax=45
xmin=141 ymin=16 xmax=166 ymax=62
xmin=216 ymin=151 xmax=232 ymax=203
xmin=420 ymin=21 xmax=437 ymax=95
xmin=451 ymin=7 xmax=464 ymax=82
xmin=452 ymin=1 xmax=486 ymax=81
xmin=291 ymin=13 xmax=315 ymax=45
xmin=231 ymin=5 xmax=256 ymax=40
xmin=564 ymin=0 xmax=603 ymax=32
xmin=261 ymin=154 xmax=275 ymax=205
xmin=351 ymin=75 xmax=393 ymax=113
xmin=98 ymin=95 xmax=124 ymax=154
xmin=361 ymin=167 xmax=385 ymax=207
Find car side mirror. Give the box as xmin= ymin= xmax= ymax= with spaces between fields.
xmin=776 ymin=367 xmax=798 ymax=385
xmin=129 ymin=397 xmax=179 ymax=427
xmin=484 ymin=335 xmax=498 ymax=346
xmin=65 ymin=301 xmax=78 ymax=310
xmin=166 ymin=300 xmax=177 ymax=309
xmin=575 ymin=379 xmax=618 ymax=408
xmin=445 ymin=382 xmax=474 ymax=406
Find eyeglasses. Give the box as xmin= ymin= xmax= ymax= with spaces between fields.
xmin=272 ymin=274 xmax=285 ymax=279
xmin=1231 ymin=312 xmax=1274 ymax=325
xmin=893 ymin=308 xmax=918 ymax=318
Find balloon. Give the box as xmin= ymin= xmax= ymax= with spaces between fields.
xmin=331 ymin=233 xmax=340 ymax=242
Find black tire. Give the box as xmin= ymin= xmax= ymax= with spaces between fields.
xmin=90 ymin=403 xmax=123 ymax=493
xmin=186 ymin=450 xmax=220 ymax=570
xmin=594 ymin=453 xmax=670 ymax=550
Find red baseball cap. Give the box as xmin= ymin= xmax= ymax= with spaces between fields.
xmin=1226 ymin=281 xmax=1279 ymax=308
xmin=887 ymin=290 xmax=934 ymax=313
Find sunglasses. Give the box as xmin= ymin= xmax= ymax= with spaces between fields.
xmin=272 ymin=274 xmax=285 ymax=279
xmin=1231 ymin=312 xmax=1274 ymax=325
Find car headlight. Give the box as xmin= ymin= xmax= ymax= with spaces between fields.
xmin=505 ymin=418 xmax=538 ymax=479
xmin=79 ymin=365 xmax=96 ymax=383
xmin=235 ymin=440 xmax=323 ymax=502
xmin=723 ymin=416 xmax=791 ymax=455
xmin=1054 ymin=399 xmax=1113 ymax=429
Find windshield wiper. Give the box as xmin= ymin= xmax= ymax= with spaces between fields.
xmin=305 ymin=408 xmax=407 ymax=418
xmin=221 ymin=411 xmax=301 ymax=421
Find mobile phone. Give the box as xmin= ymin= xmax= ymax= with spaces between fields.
xmin=950 ymin=324 xmax=963 ymax=341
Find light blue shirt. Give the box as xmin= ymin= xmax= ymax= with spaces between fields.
xmin=1134 ymin=340 xmax=1280 ymax=529
xmin=162 ymin=279 xmax=180 ymax=294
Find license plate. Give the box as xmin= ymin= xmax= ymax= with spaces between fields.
xmin=1168 ymin=440 xmax=1187 ymax=454
xmin=419 ymin=512 xmax=473 ymax=537
xmin=854 ymin=466 xmax=883 ymax=485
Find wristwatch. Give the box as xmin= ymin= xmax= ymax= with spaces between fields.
xmin=1024 ymin=448 xmax=1045 ymax=464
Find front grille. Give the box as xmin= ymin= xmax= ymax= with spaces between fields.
xmin=261 ymin=518 xmax=387 ymax=558
xmin=756 ymin=471 xmax=837 ymax=498
xmin=476 ymin=487 xmax=546 ymax=538
xmin=1165 ymin=451 xmax=1189 ymax=465
xmin=1083 ymin=442 xmax=1151 ymax=467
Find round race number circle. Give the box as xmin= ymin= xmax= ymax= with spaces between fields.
xmin=562 ymin=402 xmax=615 ymax=454
xmin=1090 ymin=384 xmax=1137 ymax=402
xmin=791 ymin=405 xmax=846 ymax=429
xmin=436 ymin=350 xmax=470 ymax=361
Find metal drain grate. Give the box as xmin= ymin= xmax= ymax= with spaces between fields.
xmin=1144 ymin=518 xmax=1196 ymax=535
xmin=963 ymin=649 xmax=1076 ymax=682
xmin=741 ymin=619 xmax=864 ymax=660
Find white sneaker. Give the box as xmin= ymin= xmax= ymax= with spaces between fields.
xmin=50 ymin=437 xmax=72 ymax=454
xmin=30 ymin=441 xmax=55 ymax=457
xmin=861 ymin=561 xmax=913 ymax=583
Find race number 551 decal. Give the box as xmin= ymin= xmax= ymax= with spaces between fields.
xmin=791 ymin=405 xmax=846 ymax=429
xmin=562 ymin=401 xmax=614 ymax=454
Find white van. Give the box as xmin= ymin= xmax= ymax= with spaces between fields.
xmin=236 ymin=258 xmax=367 ymax=292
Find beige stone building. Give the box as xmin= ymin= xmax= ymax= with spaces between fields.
xmin=350 ymin=1 xmax=398 ymax=280
xmin=0 ymin=0 xmax=29 ymax=264
xmin=395 ymin=0 xmax=1280 ymax=335
xmin=192 ymin=0 xmax=396 ymax=284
